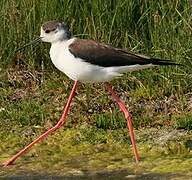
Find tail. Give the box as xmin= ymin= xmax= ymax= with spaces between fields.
xmin=150 ymin=58 xmax=182 ymax=66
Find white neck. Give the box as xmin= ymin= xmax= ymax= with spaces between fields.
xmin=49 ymin=37 xmax=76 ymax=63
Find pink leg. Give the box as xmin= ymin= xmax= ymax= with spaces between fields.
xmin=3 ymin=80 xmax=78 ymax=167
xmin=105 ymin=83 xmax=139 ymax=163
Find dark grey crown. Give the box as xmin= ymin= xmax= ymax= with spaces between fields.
xmin=42 ymin=20 xmax=71 ymax=39
xmin=42 ymin=20 xmax=59 ymax=32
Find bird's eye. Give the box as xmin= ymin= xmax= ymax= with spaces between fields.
xmin=45 ymin=29 xmax=50 ymax=33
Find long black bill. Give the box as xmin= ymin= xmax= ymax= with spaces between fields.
xmin=15 ymin=37 xmax=42 ymax=53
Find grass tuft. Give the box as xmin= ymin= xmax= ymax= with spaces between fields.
xmin=0 ymin=1 xmax=192 ymax=130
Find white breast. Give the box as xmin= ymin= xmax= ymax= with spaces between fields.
xmin=49 ymin=38 xmax=154 ymax=83
xmin=49 ymin=38 xmax=110 ymax=82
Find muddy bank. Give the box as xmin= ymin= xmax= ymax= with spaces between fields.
xmin=0 ymin=126 xmax=192 ymax=178
xmin=3 ymin=171 xmax=192 ymax=180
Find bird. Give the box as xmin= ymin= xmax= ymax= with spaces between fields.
xmin=3 ymin=20 xmax=180 ymax=166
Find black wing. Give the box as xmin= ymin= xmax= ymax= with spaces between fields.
xmin=69 ymin=39 xmax=180 ymax=67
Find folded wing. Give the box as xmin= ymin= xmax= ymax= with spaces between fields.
xmin=69 ymin=39 xmax=180 ymax=67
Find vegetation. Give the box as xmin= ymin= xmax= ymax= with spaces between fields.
xmin=1 ymin=0 xmax=192 ymax=129
xmin=0 ymin=0 xmax=192 ymax=176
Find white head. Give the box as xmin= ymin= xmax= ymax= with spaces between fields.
xmin=40 ymin=20 xmax=71 ymax=43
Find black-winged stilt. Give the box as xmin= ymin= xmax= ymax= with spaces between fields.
xmin=3 ymin=20 xmax=180 ymax=166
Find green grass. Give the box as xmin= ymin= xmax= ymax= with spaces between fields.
xmin=1 ymin=1 xmax=192 ymax=130
xmin=174 ymin=113 xmax=192 ymax=130
xmin=1 ymin=1 xmax=192 ymax=175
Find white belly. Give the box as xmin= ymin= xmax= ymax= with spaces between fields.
xmin=50 ymin=39 xmax=117 ymax=83
xmin=49 ymin=38 xmax=154 ymax=83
